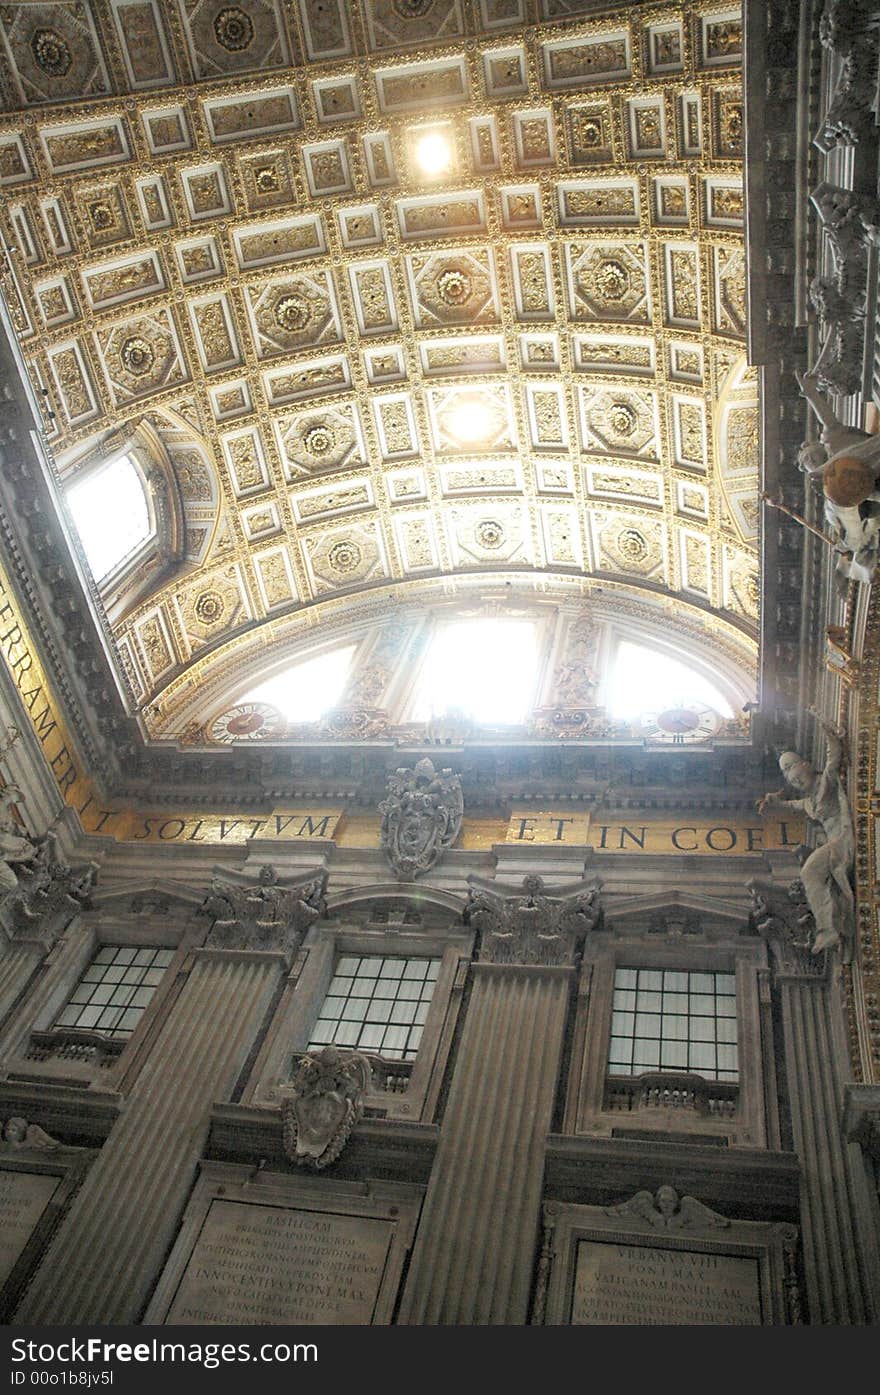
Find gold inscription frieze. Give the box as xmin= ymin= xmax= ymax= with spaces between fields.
xmin=505 ymin=810 xmax=803 ymax=855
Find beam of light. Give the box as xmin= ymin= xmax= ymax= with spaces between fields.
xmin=412 ymin=620 xmax=538 ymax=725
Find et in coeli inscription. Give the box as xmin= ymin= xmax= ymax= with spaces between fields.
xmin=166 ymin=1199 xmax=394 ymax=1325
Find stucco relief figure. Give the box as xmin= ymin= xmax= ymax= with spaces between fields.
xmin=280 ymin=1046 xmax=371 ymax=1170
xmin=605 ymin=1186 xmax=730 ymax=1231
xmin=468 ymin=873 xmax=602 ymax=967
xmin=0 ymin=783 xmax=39 ymax=892
xmin=203 ymin=865 xmax=326 ymax=954
xmin=1 ymin=1116 xmax=59 ymax=1150
xmin=758 ymin=715 xmax=855 ymax=956
xmin=379 ymin=757 xmax=463 ymax=880
xmin=797 ymin=371 xmax=880 ymax=584
xmin=5 ymin=830 xmax=98 ymax=931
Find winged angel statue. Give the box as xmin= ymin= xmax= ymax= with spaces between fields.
xmin=605 ymin=1185 xmax=730 ymax=1232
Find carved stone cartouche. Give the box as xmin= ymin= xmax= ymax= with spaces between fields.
xmin=280 ymin=1046 xmax=371 ymax=1170
xmin=379 ymin=757 xmax=463 ymax=880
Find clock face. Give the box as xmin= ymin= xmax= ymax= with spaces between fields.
xmin=641 ymin=703 xmax=721 ymax=744
xmin=208 ymin=702 xmax=284 ymax=743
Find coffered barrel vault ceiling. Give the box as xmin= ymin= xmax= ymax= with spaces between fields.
xmin=0 ymin=1 xmax=756 ymax=738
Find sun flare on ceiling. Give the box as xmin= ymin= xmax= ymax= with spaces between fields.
xmin=0 ymin=0 xmax=756 ymax=744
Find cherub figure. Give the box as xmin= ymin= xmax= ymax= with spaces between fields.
xmin=605 ymin=1185 xmax=729 ymax=1231
xmin=796 ymin=371 xmax=880 ymax=583
xmin=758 ymin=713 xmax=854 ymax=955
xmin=1 ymin=1116 xmax=59 ymax=1150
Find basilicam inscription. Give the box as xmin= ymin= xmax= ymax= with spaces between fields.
xmin=572 ymin=1240 xmax=762 ymax=1325
xmin=166 ymin=1199 xmax=393 ymax=1325
xmin=0 ymin=1170 xmax=62 ymax=1289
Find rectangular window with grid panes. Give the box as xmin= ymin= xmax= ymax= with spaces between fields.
xmin=53 ymin=945 xmax=173 ymax=1039
xmin=308 ymin=954 xmax=441 ymax=1060
xmin=607 ymin=967 xmax=738 ymax=1081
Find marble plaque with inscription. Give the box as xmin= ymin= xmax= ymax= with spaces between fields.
xmin=166 ymin=1199 xmax=394 ymax=1325
xmin=0 ymin=1170 xmax=62 ymax=1288
xmin=573 ymin=1240 xmax=762 ymax=1325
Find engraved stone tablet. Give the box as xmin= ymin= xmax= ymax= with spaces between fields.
xmin=0 ymin=1170 xmax=62 ymax=1288
xmin=166 ymin=1198 xmax=394 ymax=1325
xmin=572 ymin=1240 xmax=762 ymax=1325
xmin=539 ymin=1197 xmax=797 ymax=1326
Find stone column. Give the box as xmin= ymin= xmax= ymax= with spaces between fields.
xmin=0 ymin=938 xmax=45 ymax=1026
xmin=13 ymin=866 xmax=325 ymax=1325
xmin=842 ymin=1084 xmax=880 ymax=1214
xmin=397 ymin=874 xmax=600 ymax=1325
xmin=778 ymin=964 xmax=880 ymax=1323
xmin=750 ymin=878 xmax=880 ymax=1323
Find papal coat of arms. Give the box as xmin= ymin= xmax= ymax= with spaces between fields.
xmin=379 ymin=757 xmax=463 ymax=880
xmin=280 ymin=1047 xmax=371 ymax=1170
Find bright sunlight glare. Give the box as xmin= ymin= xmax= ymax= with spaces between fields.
xmin=66 ymin=455 xmax=151 ymax=583
xmin=606 ymin=640 xmax=734 ymax=720
xmin=415 ymin=130 xmax=453 ymax=176
xmin=412 ymin=620 xmax=538 ymax=725
xmin=240 ymin=646 xmax=356 ymax=722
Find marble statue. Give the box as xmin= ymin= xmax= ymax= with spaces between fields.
xmin=0 ymin=783 xmax=38 ymax=892
xmin=1 ymin=1116 xmax=60 ymax=1150
xmin=796 ymin=370 xmax=880 ymax=583
xmin=758 ymin=714 xmax=855 ymax=955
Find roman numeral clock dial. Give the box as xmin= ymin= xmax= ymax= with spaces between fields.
xmin=208 ymin=702 xmax=284 ymax=743
xmin=641 ymin=703 xmax=721 ymax=744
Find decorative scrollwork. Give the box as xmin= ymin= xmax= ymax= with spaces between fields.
xmin=280 ymin=1047 xmax=371 ymax=1170
xmin=379 ymin=758 xmax=463 ymax=880
xmin=467 ymin=873 xmax=601 ymax=967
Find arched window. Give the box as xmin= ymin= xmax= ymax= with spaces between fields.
xmin=605 ymin=639 xmax=735 ymax=720
xmin=66 ymin=453 xmax=152 ymax=583
xmin=239 ymin=646 xmax=356 ymax=722
xmin=410 ymin=618 xmax=539 ymax=725
xmin=58 ymin=425 xmax=188 ymax=628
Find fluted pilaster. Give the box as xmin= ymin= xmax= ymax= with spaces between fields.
xmin=398 ymin=964 xmax=570 ymax=1325
xmin=0 ymin=938 xmax=43 ymax=1028
xmin=780 ymin=976 xmax=880 ymax=1323
xmin=14 ymin=950 xmax=281 ymax=1324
